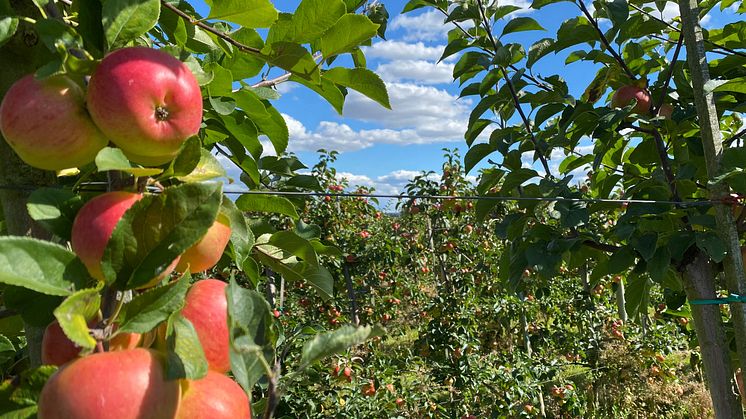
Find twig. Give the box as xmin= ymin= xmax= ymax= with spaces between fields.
xmin=652 ymin=34 xmax=683 ymax=114
xmin=576 ymin=0 xmax=636 ymax=80
xmin=434 ymin=6 xmax=553 ymax=92
xmin=251 ymin=53 xmax=323 ymax=88
xmin=725 ymin=128 xmax=746 ymax=147
xmin=629 ymin=3 xmax=746 ymax=59
xmin=475 ymin=0 xmax=552 ymax=177
xmin=160 ymin=1 xmax=262 ymax=55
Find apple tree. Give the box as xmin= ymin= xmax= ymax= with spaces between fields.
xmin=0 ymin=0 xmax=390 ymax=417
xmin=403 ymin=0 xmax=745 ymax=416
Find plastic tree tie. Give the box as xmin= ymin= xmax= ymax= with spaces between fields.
xmin=689 ymin=294 xmax=746 ymax=305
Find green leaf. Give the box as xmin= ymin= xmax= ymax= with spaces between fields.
xmin=27 ymin=188 xmax=82 ymax=241
xmin=501 ymin=168 xmax=539 ymax=192
xmin=227 ymin=279 xmax=273 ymax=392
xmin=267 ymin=231 xmax=318 ymax=265
xmin=95 ymin=147 xmax=164 ymax=176
xmin=530 ymin=0 xmax=571 ymax=8
xmin=320 ymin=14 xmax=379 ymax=58
xmin=290 ymin=74 xmax=345 ymax=115
xmin=233 ymin=90 xmax=289 ymax=154
xmin=324 ymin=67 xmax=390 ymax=109
xmin=465 ymin=143 xmax=496 ymax=174
xmin=165 ymin=312 xmax=208 ymax=380
xmin=0 ymin=17 xmax=19 ymax=48
xmin=177 ymin=149 xmax=227 ymax=182
xmin=0 ymin=335 xmax=14 ymax=364
xmin=554 ymin=17 xmax=598 ymax=53
xmin=101 ymin=183 xmax=222 ymax=289
xmin=695 ymin=232 xmax=727 ymax=263
xmin=102 ymin=0 xmax=160 ymax=49
xmin=116 ymin=275 xmax=190 ymax=334
xmin=235 ymin=194 xmax=299 ymax=219
xmin=205 ymin=0 xmax=278 ymax=28
xmin=53 ymin=287 xmax=101 ymax=351
xmin=2 ymin=287 xmax=61 ymax=327
xmin=300 ymin=325 xmax=384 ymax=368
xmin=261 ymin=41 xmax=320 ymax=82
xmin=501 ymin=17 xmax=545 ymax=37
xmin=221 ymin=197 xmax=254 ymax=271
xmin=602 ymin=0 xmax=629 ymax=27
xmin=268 ymin=0 xmax=346 ymax=43
xmin=0 ymin=237 xmax=89 ymax=296
xmin=220 ymin=28 xmax=264 ymax=80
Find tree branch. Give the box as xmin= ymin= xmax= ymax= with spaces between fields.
xmin=160 ymin=1 xmax=262 ymax=55
xmin=475 ymin=0 xmax=552 ymax=177
xmin=575 ymin=0 xmax=636 ymax=80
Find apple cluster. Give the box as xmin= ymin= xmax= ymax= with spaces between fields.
xmin=38 ymin=279 xmax=249 ymax=419
xmin=0 ymin=47 xmax=202 ymax=170
xmin=0 ymin=46 xmax=250 ymax=418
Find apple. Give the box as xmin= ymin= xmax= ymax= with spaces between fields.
xmin=177 ymin=371 xmax=250 ymax=419
xmin=176 ymin=214 xmax=231 ymax=273
xmin=658 ymin=103 xmax=673 ymax=119
xmin=41 ymin=321 xmax=85 ymax=366
xmin=181 ymin=279 xmax=230 ymax=373
xmin=0 ymin=74 xmax=107 ymax=170
xmin=71 ymin=191 xmax=179 ymax=286
xmin=41 ymin=320 xmax=142 ymax=366
xmin=38 ymin=349 xmax=179 ymax=419
xmin=611 ymin=85 xmax=651 ymax=115
xmin=86 ymin=47 xmax=202 ymax=166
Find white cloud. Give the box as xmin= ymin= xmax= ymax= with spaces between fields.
xmin=366 ymin=40 xmax=447 ymax=61
xmin=281 ymin=81 xmax=476 ymax=152
xmin=375 ymin=60 xmax=454 ymax=85
xmin=390 ymin=9 xmax=453 ymax=41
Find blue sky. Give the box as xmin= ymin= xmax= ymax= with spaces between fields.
xmin=195 ymin=0 xmax=740 ymax=199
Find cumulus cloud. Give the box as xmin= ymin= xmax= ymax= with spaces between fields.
xmin=365 ymin=40 xmax=448 ymax=61
xmin=281 ymin=82 xmax=476 ymax=152
xmin=375 ymin=60 xmax=454 ymax=85
xmin=390 ymin=9 xmax=453 ymax=41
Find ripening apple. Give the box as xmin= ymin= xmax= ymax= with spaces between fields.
xmin=41 ymin=321 xmax=85 ymax=367
xmin=611 ymin=85 xmax=651 ymax=115
xmin=658 ymin=103 xmax=673 ymax=119
xmin=86 ymin=47 xmax=202 ymax=166
xmin=42 ymin=320 xmax=142 ymax=366
xmin=181 ymin=279 xmax=230 ymax=373
xmin=176 ymin=214 xmax=231 ymax=274
xmin=0 ymin=74 xmax=107 ymax=170
xmin=37 ymin=349 xmax=180 ymax=419
xmin=71 ymin=191 xmax=179 ymax=287
xmin=177 ymin=371 xmax=250 ymax=419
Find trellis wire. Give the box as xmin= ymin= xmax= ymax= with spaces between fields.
xmin=0 ymin=183 xmax=729 ymax=207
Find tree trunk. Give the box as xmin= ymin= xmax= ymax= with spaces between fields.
xmin=0 ymin=2 xmax=59 ymax=368
xmin=677 ymin=0 xmax=746 ymax=390
xmin=616 ymin=280 xmax=627 ymax=322
xmin=682 ymin=252 xmax=742 ymax=418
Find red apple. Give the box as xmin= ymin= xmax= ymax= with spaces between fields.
xmin=181 ymin=279 xmax=230 ymax=373
xmin=41 ymin=321 xmax=84 ymax=366
xmin=86 ymin=47 xmax=202 ymax=166
xmin=0 ymin=74 xmax=107 ymax=170
xmin=38 ymin=349 xmax=179 ymax=419
xmin=42 ymin=320 xmax=142 ymax=366
xmin=177 ymin=371 xmax=250 ymax=419
xmin=71 ymin=191 xmax=178 ymax=287
xmin=611 ymin=85 xmax=651 ymax=115
xmin=658 ymin=103 xmax=673 ymax=119
xmin=176 ymin=214 xmax=231 ymax=274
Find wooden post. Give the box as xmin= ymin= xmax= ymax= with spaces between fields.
xmin=677 ymin=0 xmax=746 ymax=408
